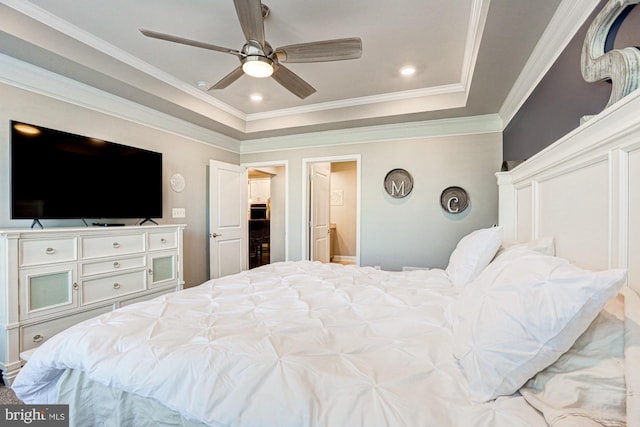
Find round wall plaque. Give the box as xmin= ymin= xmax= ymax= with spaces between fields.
xmin=440 ymin=186 xmax=469 ymax=214
xmin=384 ymin=168 xmax=413 ymax=198
xmin=170 ymin=173 xmax=186 ymax=193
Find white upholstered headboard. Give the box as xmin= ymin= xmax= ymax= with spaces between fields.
xmin=497 ymin=89 xmax=640 ymax=294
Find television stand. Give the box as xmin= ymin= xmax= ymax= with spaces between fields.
xmin=30 ymin=219 xmax=44 ymax=229
xmin=140 ymin=218 xmax=158 ymax=226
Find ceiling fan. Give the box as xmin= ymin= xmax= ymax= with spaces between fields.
xmin=140 ymin=0 xmax=363 ymax=99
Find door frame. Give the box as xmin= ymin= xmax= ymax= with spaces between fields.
xmin=302 ymin=154 xmax=361 ymax=264
xmin=242 ymin=160 xmax=289 ymax=261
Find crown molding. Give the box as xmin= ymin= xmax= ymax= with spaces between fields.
xmin=459 ymin=0 xmax=491 ymax=95
xmin=240 ymin=114 xmax=503 ymax=154
xmin=498 ymin=0 xmax=602 ymax=128
xmin=246 ymin=84 xmax=465 ymax=122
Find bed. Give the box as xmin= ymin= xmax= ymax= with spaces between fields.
xmin=12 ymin=252 xmax=634 ymax=427
xmin=12 ymin=49 xmax=640 ymax=427
xmin=11 ymin=223 xmax=640 ymax=427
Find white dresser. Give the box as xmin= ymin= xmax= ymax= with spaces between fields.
xmin=0 ymin=224 xmax=185 ymax=385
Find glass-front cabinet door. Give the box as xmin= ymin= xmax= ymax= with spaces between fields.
xmin=148 ymin=252 xmax=177 ymax=287
xmin=19 ymin=264 xmax=79 ymax=320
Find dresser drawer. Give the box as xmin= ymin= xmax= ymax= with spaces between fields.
xmin=148 ymin=231 xmax=177 ymax=251
xmin=82 ymin=233 xmax=145 ymax=259
xmin=82 ymin=270 xmax=146 ymax=305
xmin=20 ymin=306 xmax=111 ymax=351
xmin=82 ymin=256 xmax=146 ymax=277
xmin=20 ymin=237 xmax=78 ymax=267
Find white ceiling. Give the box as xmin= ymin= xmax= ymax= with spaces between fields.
xmin=0 ymin=0 xmax=567 ymax=141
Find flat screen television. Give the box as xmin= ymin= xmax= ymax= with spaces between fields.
xmin=11 ymin=121 xmax=163 ymax=222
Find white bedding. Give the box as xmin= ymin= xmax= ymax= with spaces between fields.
xmin=520 ymin=294 xmax=626 ymax=427
xmin=14 ymin=261 xmax=549 ymax=426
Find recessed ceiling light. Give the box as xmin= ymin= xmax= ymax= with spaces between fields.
xmin=400 ymin=66 xmax=416 ymax=76
xmin=196 ymin=80 xmax=210 ymax=90
xmin=250 ymin=94 xmax=263 ymax=102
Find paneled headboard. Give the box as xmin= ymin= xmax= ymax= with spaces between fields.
xmin=497 ymin=89 xmax=640 ymax=294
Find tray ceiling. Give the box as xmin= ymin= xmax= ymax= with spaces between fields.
xmin=0 ymin=0 xmax=565 ymax=140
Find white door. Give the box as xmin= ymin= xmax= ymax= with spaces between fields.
xmin=209 ymin=160 xmax=247 ymax=279
xmin=310 ymin=163 xmax=331 ymax=262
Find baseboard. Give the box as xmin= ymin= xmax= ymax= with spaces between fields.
xmin=331 ymin=255 xmax=356 ymax=264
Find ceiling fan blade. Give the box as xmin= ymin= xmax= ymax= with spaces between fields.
xmin=275 ymin=38 xmax=362 ymax=63
xmin=271 ymin=64 xmax=316 ymax=99
xmin=139 ymin=29 xmax=241 ymax=56
xmin=209 ymin=66 xmax=245 ymax=90
xmin=233 ymin=0 xmax=265 ymax=46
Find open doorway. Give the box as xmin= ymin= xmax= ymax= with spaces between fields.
xmin=245 ymin=162 xmax=288 ymax=269
xmin=303 ymin=155 xmax=360 ymax=265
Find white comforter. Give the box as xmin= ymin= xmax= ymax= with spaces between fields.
xmin=14 ymin=261 xmax=547 ymax=427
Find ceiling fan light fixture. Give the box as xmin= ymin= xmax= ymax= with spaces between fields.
xmin=242 ymin=56 xmax=274 ymax=78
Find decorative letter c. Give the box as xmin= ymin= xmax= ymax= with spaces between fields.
xmin=447 ymin=196 xmax=459 ymax=213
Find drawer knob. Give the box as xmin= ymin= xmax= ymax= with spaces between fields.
xmin=113 ymin=283 xmax=121 ymax=290
xmin=33 ymin=334 xmax=43 ymax=343
xmin=72 ymin=282 xmax=79 ymax=290
xmin=113 ymin=242 xmax=120 ymax=248
xmin=113 ymin=261 xmax=120 ymax=268
xmin=148 ymin=268 xmax=153 ymax=275
xmin=160 ymin=238 xmax=167 ymax=244
xmin=45 ymin=247 xmax=56 ymax=255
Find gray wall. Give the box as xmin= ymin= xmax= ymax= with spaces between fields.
xmin=0 ymin=82 xmax=238 ymax=287
xmin=503 ymin=1 xmax=639 ymax=161
xmin=242 ymin=132 xmax=502 ymax=271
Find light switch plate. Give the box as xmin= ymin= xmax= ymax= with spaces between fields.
xmin=172 ymin=207 xmax=186 ymax=218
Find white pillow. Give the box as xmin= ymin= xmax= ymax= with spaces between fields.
xmin=451 ymin=250 xmax=626 ymax=402
xmin=495 ymin=236 xmax=555 ymax=258
xmin=446 ymin=226 xmax=502 ymax=288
